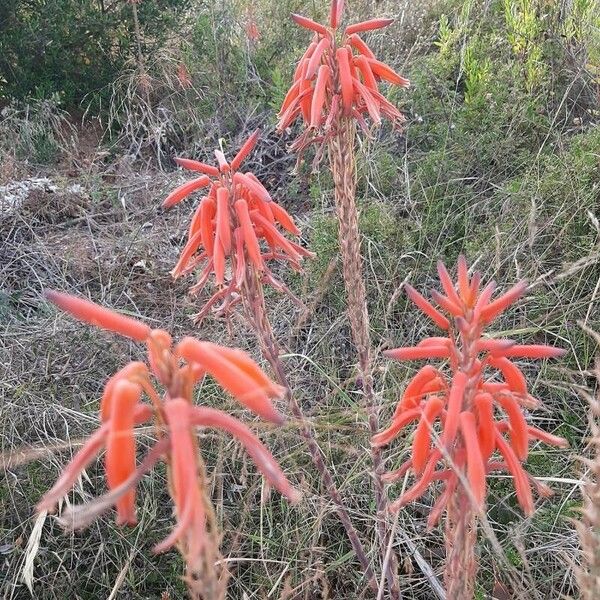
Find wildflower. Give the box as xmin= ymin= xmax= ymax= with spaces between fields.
xmin=38 ymin=291 xmax=299 ymax=573
xmin=163 ymin=132 xmax=313 ymax=323
xmin=278 ymin=0 xmax=409 ymax=156
xmin=372 ymin=257 xmax=568 ymax=520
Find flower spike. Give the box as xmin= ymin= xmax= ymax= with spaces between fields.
xmin=164 ymin=132 xmax=312 ymax=323
xmin=278 ymin=1 xmax=409 ymax=158
xmin=38 ymin=293 xmax=299 ymax=579
xmin=374 ymin=258 xmax=568 ymax=516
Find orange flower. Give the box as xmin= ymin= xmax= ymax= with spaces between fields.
xmin=372 ymin=258 xmax=568 ymax=522
xmin=38 ymin=292 xmax=299 ymax=572
xmin=163 ymin=132 xmax=314 ymax=323
xmin=278 ymin=0 xmax=409 ymax=151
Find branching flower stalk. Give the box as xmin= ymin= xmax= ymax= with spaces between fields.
xmin=373 ymin=258 xmax=569 ymax=598
xmin=39 ymin=291 xmax=299 ymax=600
xmin=162 ymin=133 xmax=378 ymax=590
xmin=278 ymin=2 xmax=409 ymax=594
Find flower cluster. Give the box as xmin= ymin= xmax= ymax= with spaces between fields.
xmin=38 ymin=291 xmax=299 ymax=571
xmin=372 ymin=258 xmax=568 ymax=524
xmin=277 ymin=0 xmax=409 ymax=151
xmin=163 ymin=131 xmax=313 ymax=322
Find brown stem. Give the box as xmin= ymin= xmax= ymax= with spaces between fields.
xmin=444 ymin=486 xmax=476 ymax=600
xmin=242 ymin=269 xmax=378 ymax=593
xmin=327 ymin=116 xmax=401 ymax=598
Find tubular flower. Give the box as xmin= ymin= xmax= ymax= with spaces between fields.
xmin=277 ymin=0 xmax=409 ymax=155
xmin=372 ymin=258 xmax=568 ymax=522
xmin=163 ymin=131 xmax=314 ymax=323
xmin=38 ymin=291 xmax=299 ymax=572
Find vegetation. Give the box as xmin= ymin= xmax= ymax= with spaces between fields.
xmin=1 ymin=0 xmax=599 ymax=598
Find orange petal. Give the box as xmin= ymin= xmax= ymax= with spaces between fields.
xmin=233 ymin=171 xmax=272 ymax=203
xmin=394 ymin=365 xmax=441 ymax=415
xmin=488 ymin=356 xmax=528 ymax=395
xmin=336 ymin=47 xmax=354 ymax=115
xmin=105 ymin=380 xmax=142 ymax=525
xmin=499 ymin=345 xmax=566 ymax=359
xmin=329 ymin=0 xmax=344 ymax=29
xmin=100 ymin=362 xmax=147 ymax=421
xmin=294 ymin=42 xmax=317 ymax=81
xmin=436 ymin=260 xmax=462 ymax=306
xmin=494 ymin=429 xmax=534 ymax=514
xmin=384 ymin=346 xmax=451 ymax=361
xmin=234 ymin=198 xmax=264 ymax=270
xmin=230 ymin=129 xmax=260 ymax=172
xmin=480 ymin=281 xmax=527 ymax=323
xmin=345 ymin=17 xmax=394 ymax=35
xmin=215 ymin=186 xmax=231 ymax=254
xmin=45 ymin=290 xmax=151 ymax=342
xmin=430 ymin=290 xmax=463 ymax=317
xmin=404 ymin=284 xmax=450 ymax=330
xmin=279 ymin=79 xmax=301 ymax=116
xmin=347 ymin=34 xmax=376 ymax=59
xmin=270 ymin=202 xmax=301 ymax=236
xmin=310 ymin=64 xmax=331 ymax=128
xmin=162 ymin=176 xmax=211 ymax=208
xmin=200 ymin=196 xmax=217 ymax=257
xmin=474 ymin=392 xmax=495 ymax=460
xmin=190 ymin=406 xmax=299 ymax=502
xmin=213 ymin=239 xmax=225 ymax=285
xmin=495 ymin=392 xmax=529 ymax=460
xmin=174 ymin=157 xmax=219 ymax=177
xmin=389 ymin=450 xmax=442 ymax=511
xmin=412 ymin=397 xmax=444 ymax=474
xmin=459 ymin=411 xmax=486 ymax=508
xmin=251 ymin=211 xmax=301 ymax=262
xmin=527 ymin=425 xmax=569 ymax=448
xmin=427 ymin=473 xmax=458 ymax=530
xmin=367 ymin=58 xmax=410 ymax=87
xmin=457 ymin=255 xmax=470 ymax=304
xmin=440 ymin=371 xmax=468 ymax=447
xmin=371 ymin=408 xmax=421 ymax=447
xmin=291 ymin=13 xmax=329 ymax=36
xmin=352 ymin=78 xmax=381 ymax=124
xmin=160 ymin=399 xmax=206 ymax=567
xmin=187 ymin=196 xmax=207 ymax=238
xmin=176 ymin=338 xmax=285 ymax=424
xmin=306 ymin=37 xmax=330 ymax=79
xmin=214 ymin=149 xmax=230 ymax=173
xmin=171 ymin=230 xmax=204 ymax=278
xmin=353 ymin=54 xmax=378 ymax=91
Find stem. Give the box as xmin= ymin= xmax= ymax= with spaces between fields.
xmin=444 ymin=487 xmax=476 ymax=600
xmin=242 ymin=268 xmax=378 ymax=593
xmin=443 ymin=313 xmax=481 ymax=598
xmin=328 ymin=116 xmax=401 ymax=598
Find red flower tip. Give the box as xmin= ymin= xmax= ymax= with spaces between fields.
xmin=291 ymin=13 xmax=329 ymax=36
xmin=345 ymin=18 xmax=394 ymax=36
xmin=329 ymin=0 xmax=344 ymax=29
xmin=45 ymin=289 xmax=151 ymax=342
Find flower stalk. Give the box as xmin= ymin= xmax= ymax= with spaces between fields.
xmin=39 ymin=291 xmax=299 ymax=599
xmin=279 ymin=2 xmax=410 ymax=594
xmin=163 ymin=134 xmax=378 ymax=591
xmin=373 ymin=258 xmax=569 ymax=598
xmin=328 ymin=114 xmax=397 ymax=594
